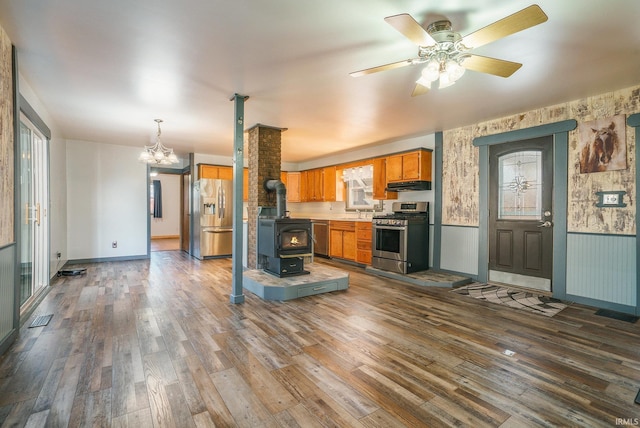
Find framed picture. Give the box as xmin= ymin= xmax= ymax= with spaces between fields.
xmin=578 ymin=114 xmax=626 ymax=173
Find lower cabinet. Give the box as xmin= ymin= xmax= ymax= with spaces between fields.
xmin=356 ymin=222 xmax=372 ymax=265
xmin=329 ymin=221 xmax=371 ymax=264
xmin=329 ymin=221 xmax=356 ymax=261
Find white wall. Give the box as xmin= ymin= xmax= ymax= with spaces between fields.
xmin=151 ymin=173 xmax=181 ymax=237
xmin=66 ymin=140 xmax=147 ymax=260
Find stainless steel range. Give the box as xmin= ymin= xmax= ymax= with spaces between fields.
xmin=372 ymin=201 xmax=429 ymax=274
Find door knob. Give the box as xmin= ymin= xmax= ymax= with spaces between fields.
xmin=537 ymin=221 xmax=552 ymax=228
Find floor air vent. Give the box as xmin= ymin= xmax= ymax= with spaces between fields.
xmin=29 ymin=314 xmax=53 ymax=328
xmin=594 ymin=309 xmax=638 ymax=323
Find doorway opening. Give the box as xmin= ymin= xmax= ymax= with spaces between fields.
xmin=149 ymin=171 xmax=182 ymax=252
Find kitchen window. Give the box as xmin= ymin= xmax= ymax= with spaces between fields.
xmin=343 ymin=164 xmax=382 ymax=211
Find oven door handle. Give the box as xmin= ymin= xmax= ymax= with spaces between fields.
xmin=373 ymin=225 xmax=408 ymax=231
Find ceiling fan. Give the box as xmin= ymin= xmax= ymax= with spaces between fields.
xmin=350 ymin=5 xmax=548 ymax=96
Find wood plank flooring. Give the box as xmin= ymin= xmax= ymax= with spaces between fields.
xmin=1 ymin=251 xmax=639 ymax=427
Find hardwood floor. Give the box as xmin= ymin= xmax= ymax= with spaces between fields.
xmin=150 ymin=238 xmax=180 ymax=252
xmin=1 ymin=251 xmax=639 ymax=427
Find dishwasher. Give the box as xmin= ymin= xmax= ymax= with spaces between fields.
xmin=312 ymin=221 xmax=329 ymax=258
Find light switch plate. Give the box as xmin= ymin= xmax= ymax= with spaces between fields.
xmin=596 ymin=191 xmax=627 ymax=208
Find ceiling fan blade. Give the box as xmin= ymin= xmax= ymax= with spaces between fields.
xmin=461 ymin=54 xmax=522 ymax=77
xmin=384 ymin=13 xmax=436 ymax=47
xmin=350 ymin=59 xmax=414 ymax=77
xmin=411 ymin=83 xmax=430 ymax=97
xmin=461 ymin=5 xmax=548 ymax=49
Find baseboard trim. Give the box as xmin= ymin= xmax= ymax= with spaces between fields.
xmin=65 ymin=254 xmax=150 ymax=265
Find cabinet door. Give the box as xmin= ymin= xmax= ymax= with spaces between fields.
xmin=300 ymin=171 xmax=309 ymax=202
xmin=218 ymin=167 xmax=233 ymax=181
xmin=329 ymin=229 xmax=343 ymax=258
xmin=323 ymin=166 xmax=336 ymax=201
xmin=286 ymin=172 xmax=301 ymax=202
xmin=243 ymin=168 xmax=249 ymax=201
xmin=386 ymin=155 xmax=404 ymax=182
xmin=373 ymin=157 xmax=397 ymax=200
xmin=401 ymin=152 xmax=420 ymax=180
xmin=199 ymin=165 xmax=218 ymax=179
xmin=342 ymin=231 xmax=356 ymax=260
xmin=306 ymin=168 xmax=323 ymax=201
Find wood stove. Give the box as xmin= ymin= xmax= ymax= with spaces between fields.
xmin=257 ymin=179 xmax=312 ymax=277
xmin=258 ymin=217 xmax=312 ymax=277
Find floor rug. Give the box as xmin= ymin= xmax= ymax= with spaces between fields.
xmin=451 ymin=283 xmax=567 ymax=317
xmin=594 ymin=309 xmax=639 ymax=323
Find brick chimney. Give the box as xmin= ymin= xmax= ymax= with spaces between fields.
xmin=246 ymin=124 xmax=285 ymax=269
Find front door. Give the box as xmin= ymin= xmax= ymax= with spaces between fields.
xmin=489 ymin=136 xmax=553 ymax=291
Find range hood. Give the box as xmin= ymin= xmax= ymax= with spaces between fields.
xmin=386 ymin=180 xmax=432 ymax=192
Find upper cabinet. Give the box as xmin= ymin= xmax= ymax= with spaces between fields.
xmin=243 ymin=168 xmax=249 ymax=201
xmin=386 ymin=149 xmax=432 ymax=183
xmin=323 ymin=166 xmax=336 ymax=202
xmin=372 ymin=157 xmax=398 ymax=200
xmin=298 ymin=167 xmax=336 ymax=202
xmin=286 ymin=171 xmax=301 ymax=202
xmin=199 ymin=164 xmax=233 ymax=180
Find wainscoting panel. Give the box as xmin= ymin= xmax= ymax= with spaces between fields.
xmin=0 ymin=244 xmax=15 ymax=342
xmin=440 ymin=225 xmax=479 ymax=275
xmin=566 ymin=233 xmax=636 ymax=306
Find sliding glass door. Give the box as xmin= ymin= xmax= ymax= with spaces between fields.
xmin=19 ymin=114 xmax=49 ymax=309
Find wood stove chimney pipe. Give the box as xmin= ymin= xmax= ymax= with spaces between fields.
xmin=264 ymin=179 xmax=287 ymax=218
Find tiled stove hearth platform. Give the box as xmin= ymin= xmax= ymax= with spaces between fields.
xmin=243 ymin=263 xmax=349 ymax=301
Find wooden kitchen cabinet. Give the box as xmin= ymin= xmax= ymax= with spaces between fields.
xmin=307 ymin=168 xmax=325 ymax=201
xmin=356 ymin=221 xmax=372 ymax=265
xmin=243 ymin=168 xmax=249 ymax=201
xmin=386 ymin=149 xmax=432 ymax=182
xmin=372 ymin=157 xmax=397 ymax=200
xmin=287 ymin=171 xmax=301 ymax=202
xmin=299 ymin=171 xmax=309 ymax=202
xmin=199 ymin=164 xmax=233 ymax=180
xmin=323 ymin=166 xmax=336 ymax=202
xmin=329 ymin=221 xmax=356 ymax=261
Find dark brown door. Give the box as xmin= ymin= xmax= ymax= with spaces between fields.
xmin=489 ymin=137 xmax=553 ymax=291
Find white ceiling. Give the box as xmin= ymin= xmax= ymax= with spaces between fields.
xmin=1 ymin=0 xmax=639 ymax=163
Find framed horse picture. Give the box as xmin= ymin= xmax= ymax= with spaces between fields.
xmin=578 ymin=114 xmax=627 ymax=173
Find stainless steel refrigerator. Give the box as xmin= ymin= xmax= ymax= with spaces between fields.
xmin=193 ymin=178 xmax=233 ymax=259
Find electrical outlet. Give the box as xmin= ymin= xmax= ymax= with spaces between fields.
xmin=112 ymin=241 xmax=117 ymax=248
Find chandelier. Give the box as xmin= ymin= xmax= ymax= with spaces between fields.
xmin=138 ymin=119 xmax=179 ymax=165
xmin=414 ymin=21 xmax=469 ymax=90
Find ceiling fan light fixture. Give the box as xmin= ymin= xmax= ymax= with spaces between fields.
xmin=421 ymin=60 xmax=440 ymax=82
xmin=438 ymin=72 xmax=456 ymax=89
xmin=445 ymin=59 xmax=465 ymax=82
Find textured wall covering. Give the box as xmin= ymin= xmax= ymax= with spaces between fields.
xmin=443 ymin=85 xmax=639 ymax=234
xmin=0 ymin=26 xmax=13 ymax=246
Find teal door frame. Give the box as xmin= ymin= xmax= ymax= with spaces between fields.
xmin=626 ymin=113 xmax=640 ymax=315
xmin=473 ymin=120 xmax=577 ymax=300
